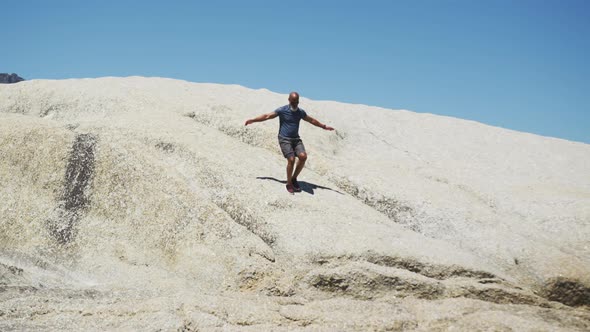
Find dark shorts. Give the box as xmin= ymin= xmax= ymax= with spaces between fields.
xmin=278 ymin=135 xmax=306 ymax=158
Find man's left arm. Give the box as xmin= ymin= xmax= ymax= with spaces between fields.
xmin=303 ymin=115 xmax=334 ymax=131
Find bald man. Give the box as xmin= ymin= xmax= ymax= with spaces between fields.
xmin=245 ymin=92 xmax=334 ymax=193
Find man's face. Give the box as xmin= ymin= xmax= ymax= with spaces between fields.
xmin=289 ymin=94 xmax=299 ymax=108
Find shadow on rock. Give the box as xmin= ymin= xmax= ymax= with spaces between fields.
xmin=256 ymin=177 xmax=344 ymax=195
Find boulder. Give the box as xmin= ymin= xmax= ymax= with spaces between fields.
xmin=0 ymin=73 xmax=25 ymax=83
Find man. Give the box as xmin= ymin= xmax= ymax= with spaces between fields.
xmin=245 ymin=92 xmax=334 ymax=193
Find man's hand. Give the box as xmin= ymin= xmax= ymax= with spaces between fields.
xmin=304 ymin=115 xmax=334 ymax=131
xmin=244 ymin=119 xmax=254 ymax=126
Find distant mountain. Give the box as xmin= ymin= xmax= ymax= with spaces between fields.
xmin=0 ymin=73 xmax=25 ymax=83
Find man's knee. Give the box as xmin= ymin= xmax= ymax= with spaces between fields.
xmin=287 ymin=156 xmax=296 ymax=164
xmin=298 ymin=152 xmax=307 ymax=161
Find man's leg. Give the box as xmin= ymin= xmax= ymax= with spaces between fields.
xmin=292 ymin=139 xmax=307 ymax=183
xmin=279 ymin=136 xmax=296 ymax=190
xmin=286 ymin=156 xmax=296 ymax=185
xmin=292 ymin=152 xmax=307 ymax=180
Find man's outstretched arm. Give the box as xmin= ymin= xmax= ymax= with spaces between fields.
xmin=245 ymin=112 xmax=278 ymax=126
xmin=303 ymin=115 xmax=335 ymax=131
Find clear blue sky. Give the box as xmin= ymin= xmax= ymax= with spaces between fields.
xmin=3 ymin=0 xmax=589 ymax=143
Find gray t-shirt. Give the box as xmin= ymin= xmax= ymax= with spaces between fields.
xmin=274 ymin=105 xmax=308 ymax=138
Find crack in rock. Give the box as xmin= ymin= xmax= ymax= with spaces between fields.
xmin=311 ymin=252 xmax=498 ymax=281
xmin=330 ymin=176 xmax=415 ymax=226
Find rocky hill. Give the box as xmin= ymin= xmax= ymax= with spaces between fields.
xmin=0 ymin=73 xmax=25 ymax=83
xmin=0 ymin=77 xmax=589 ymax=330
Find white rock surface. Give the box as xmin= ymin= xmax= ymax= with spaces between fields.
xmin=1 ymin=77 xmax=589 ymax=330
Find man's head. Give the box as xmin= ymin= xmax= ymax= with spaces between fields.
xmin=288 ymin=92 xmax=300 ymax=109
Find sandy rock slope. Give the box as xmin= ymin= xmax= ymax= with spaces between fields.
xmin=1 ymin=77 xmax=589 ymax=330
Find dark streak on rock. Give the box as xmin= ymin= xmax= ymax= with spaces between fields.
xmin=364 ymin=251 xmax=498 ymax=281
xmin=311 ymin=252 xmax=499 ymax=281
xmin=155 ymin=141 xmax=175 ymax=153
xmin=542 ymin=277 xmax=590 ymax=307
xmin=48 ymin=134 xmax=97 ymax=244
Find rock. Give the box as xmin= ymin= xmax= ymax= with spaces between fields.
xmin=0 ymin=73 xmax=25 ymax=84
xmin=0 ymin=77 xmax=589 ymax=331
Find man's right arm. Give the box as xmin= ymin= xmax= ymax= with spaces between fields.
xmin=245 ymin=112 xmax=278 ymax=126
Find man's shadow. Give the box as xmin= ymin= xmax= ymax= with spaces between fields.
xmin=256 ymin=177 xmax=344 ymax=195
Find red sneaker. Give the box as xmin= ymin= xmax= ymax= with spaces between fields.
xmin=286 ymin=184 xmax=295 ymax=194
